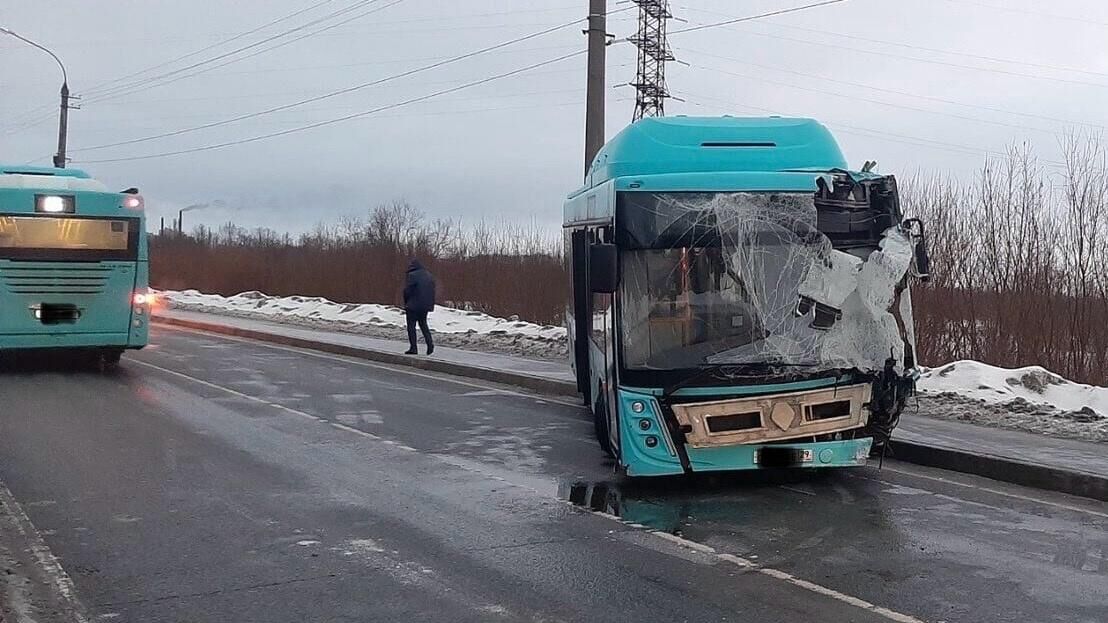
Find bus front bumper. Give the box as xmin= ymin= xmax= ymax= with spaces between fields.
xmin=623 ymin=436 xmax=873 ymax=477
xmin=619 ymin=389 xmax=873 ymax=477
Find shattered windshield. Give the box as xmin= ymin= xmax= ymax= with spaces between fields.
xmin=617 ymin=191 xmax=916 ymax=375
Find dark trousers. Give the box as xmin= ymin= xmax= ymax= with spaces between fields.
xmin=406 ymin=311 xmax=433 ymax=351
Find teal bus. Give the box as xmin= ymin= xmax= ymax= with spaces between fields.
xmin=564 ymin=117 xmax=928 ymax=477
xmin=0 ymin=165 xmax=151 ymax=365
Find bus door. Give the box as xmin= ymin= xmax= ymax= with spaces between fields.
xmin=589 ymin=229 xmax=620 ymax=455
xmin=571 ymin=229 xmax=591 ymax=401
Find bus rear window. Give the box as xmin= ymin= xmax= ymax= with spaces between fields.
xmin=0 ymin=215 xmax=139 ymax=261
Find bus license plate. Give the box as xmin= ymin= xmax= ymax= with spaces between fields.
xmin=755 ymin=447 xmax=814 ymax=468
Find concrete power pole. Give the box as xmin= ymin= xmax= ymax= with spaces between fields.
xmin=630 ymin=0 xmax=674 ymax=121
xmin=54 ymin=82 xmax=71 ymax=168
xmin=583 ymin=0 xmax=607 ymax=177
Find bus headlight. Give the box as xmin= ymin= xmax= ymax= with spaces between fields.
xmin=133 ymin=292 xmax=155 ymax=306
xmin=631 ymin=401 xmax=646 ymax=414
xmin=35 ymin=194 xmax=75 ymax=214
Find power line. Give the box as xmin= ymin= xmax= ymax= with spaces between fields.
xmin=0 ymin=0 xmax=345 ymax=130
xmin=78 ymin=49 xmax=588 ymax=164
xmin=680 ymin=47 xmax=1107 ymax=132
xmin=669 ymin=0 xmax=849 ymax=35
xmin=81 ymin=0 xmax=340 ymax=96
xmin=71 ymin=13 xmax=616 ymax=154
xmin=674 ymin=89 xmax=1080 ymax=170
xmin=678 ymin=20 xmax=1108 ymax=89
xmin=934 ymin=0 xmax=1108 ymax=28
xmin=85 ymin=0 xmax=396 ymax=102
xmin=684 ymin=60 xmax=1062 ymax=136
xmin=680 ymin=5 xmax=1108 ymax=79
xmin=81 ymin=0 xmax=413 ymax=107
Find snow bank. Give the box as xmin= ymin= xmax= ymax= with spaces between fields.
xmin=919 ymin=360 xmax=1108 ymax=420
xmin=159 ymin=290 xmax=566 ymax=341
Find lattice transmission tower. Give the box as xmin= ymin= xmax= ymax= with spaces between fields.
xmin=630 ymin=0 xmax=675 ymax=121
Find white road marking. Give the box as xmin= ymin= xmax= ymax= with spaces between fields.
xmin=858 ymin=466 xmax=1108 ymax=520
xmin=137 ymin=343 xmax=933 ymax=621
xmin=0 ymin=481 xmax=90 ymax=623
xmin=155 ymin=324 xmax=583 ymax=407
xmin=130 ymin=360 xmax=325 ymax=423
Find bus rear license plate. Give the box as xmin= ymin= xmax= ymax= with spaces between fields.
xmin=755 ymin=448 xmax=813 ymax=467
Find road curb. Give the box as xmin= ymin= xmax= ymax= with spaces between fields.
xmin=153 ymin=314 xmax=1107 ymax=502
xmin=886 ymin=438 xmax=1108 ymax=502
xmin=152 ymin=314 xmax=578 ymax=399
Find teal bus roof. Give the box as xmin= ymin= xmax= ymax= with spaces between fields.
xmin=580 ymin=116 xmax=848 ymax=192
xmin=0 ymin=165 xmax=91 ymax=179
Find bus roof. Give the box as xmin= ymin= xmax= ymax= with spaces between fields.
xmin=0 ymin=165 xmax=92 ymax=179
xmin=580 ymin=116 xmax=848 ymax=191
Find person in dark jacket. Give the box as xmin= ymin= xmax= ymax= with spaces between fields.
xmin=402 ymin=258 xmax=436 ymax=355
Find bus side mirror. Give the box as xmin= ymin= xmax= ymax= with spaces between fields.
xmin=590 ymin=244 xmax=618 ymax=293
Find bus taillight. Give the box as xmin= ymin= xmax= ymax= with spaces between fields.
xmin=133 ymin=291 xmax=154 ymax=306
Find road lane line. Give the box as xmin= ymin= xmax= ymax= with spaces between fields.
xmin=152 ymin=324 xmax=584 ymax=408
xmin=0 ymin=481 xmax=90 ymax=623
xmin=136 ymin=355 xmax=931 ymax=623
xmin=854 ymin=467 xmax=1108 ymax=520
xmin=626 ymin=517 xmax=927 ymax=623
xmin=130 ymin=359 xmax=326 ymax=423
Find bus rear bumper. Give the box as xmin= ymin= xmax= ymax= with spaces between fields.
xmin=0 ymin=332 xmax=145 ymax=350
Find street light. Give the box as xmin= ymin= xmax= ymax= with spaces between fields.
xmin=0 ymin=27 xmax=72 ymax=168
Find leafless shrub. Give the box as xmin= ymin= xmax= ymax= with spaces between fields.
xmin=906 ymin=134 xmax=1108 ymax=384
xmin=151 ymin=200 xmax=566 ymax=325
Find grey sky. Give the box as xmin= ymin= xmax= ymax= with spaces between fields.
xmin=3 ymin=0 xmax=1107 ymax=234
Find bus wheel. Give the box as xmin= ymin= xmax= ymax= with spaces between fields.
xmin=592 ymin=396 xmax=614 ymax=458
xmin=99 ymin=349 xmax=123 ymax=371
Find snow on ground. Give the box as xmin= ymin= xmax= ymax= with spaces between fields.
xmin=164 ymin=290 xmax=566 ymax=340
xmin=158 ymin=289 xmax=569 ymax=360
xmin=914 ymin=361 xmax=1108 ymax=443
xmin=920 ymin=361 xmax=1108 ymax=417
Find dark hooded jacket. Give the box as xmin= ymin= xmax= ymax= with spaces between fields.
xmin=403 ymin=259 xmax=436 ymax=314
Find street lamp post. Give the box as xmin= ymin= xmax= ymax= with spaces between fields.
xmin=0 ymin=27 xmax=71 ymax=168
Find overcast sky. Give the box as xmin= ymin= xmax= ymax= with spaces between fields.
xmin=3 ymin=0 xmax=1107 ymax=233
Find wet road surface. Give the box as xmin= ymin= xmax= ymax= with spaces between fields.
xmin=0 ymin=325 xmax=1105 ymax=622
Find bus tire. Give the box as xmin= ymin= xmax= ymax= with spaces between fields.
xmin=99 ymin=349 xmax=123 ymax=371
xmin=593 ymin=396 xmax=614 ymax=458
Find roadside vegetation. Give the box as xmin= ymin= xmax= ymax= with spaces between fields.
xmin=151 ymin=136 xmax=1108 ymax=384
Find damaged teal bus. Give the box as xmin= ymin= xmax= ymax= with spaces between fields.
xmin=563 ymin=117 xmax=929 ymax=476
xmin=0 ymin=165 xmax=151 ymax=365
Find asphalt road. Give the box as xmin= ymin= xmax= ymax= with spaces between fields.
xmin=0 ymin=325 xmax=1105 ymax=623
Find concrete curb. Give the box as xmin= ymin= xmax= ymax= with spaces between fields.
xmin=152 ymin=314 xmax=578 ymax=399
xmin=153 ymin=314 xmax=1107 ymax=502
xmin=886 ymin=439 xmax=1107 ymax=502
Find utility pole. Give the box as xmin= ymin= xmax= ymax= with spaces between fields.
xmin=630 ymin=0 xmax=674 ymax=121
xmin=54 ymin=82 xmax=72 ymax=168
xmin=0 ymin=27 xmax=73 ymax=168
xmin=583 ymin=0 xmax=607 ymax=177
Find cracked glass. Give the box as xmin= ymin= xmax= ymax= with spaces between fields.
xmin=617 ymin=191 xmax=916 ymax=375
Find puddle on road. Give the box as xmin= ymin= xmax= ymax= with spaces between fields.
xmin=559 ymin=470 xmax=836 ymax=536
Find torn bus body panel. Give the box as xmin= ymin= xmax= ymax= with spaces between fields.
xmin=616 ymin=173 xmax=918 ymax=445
